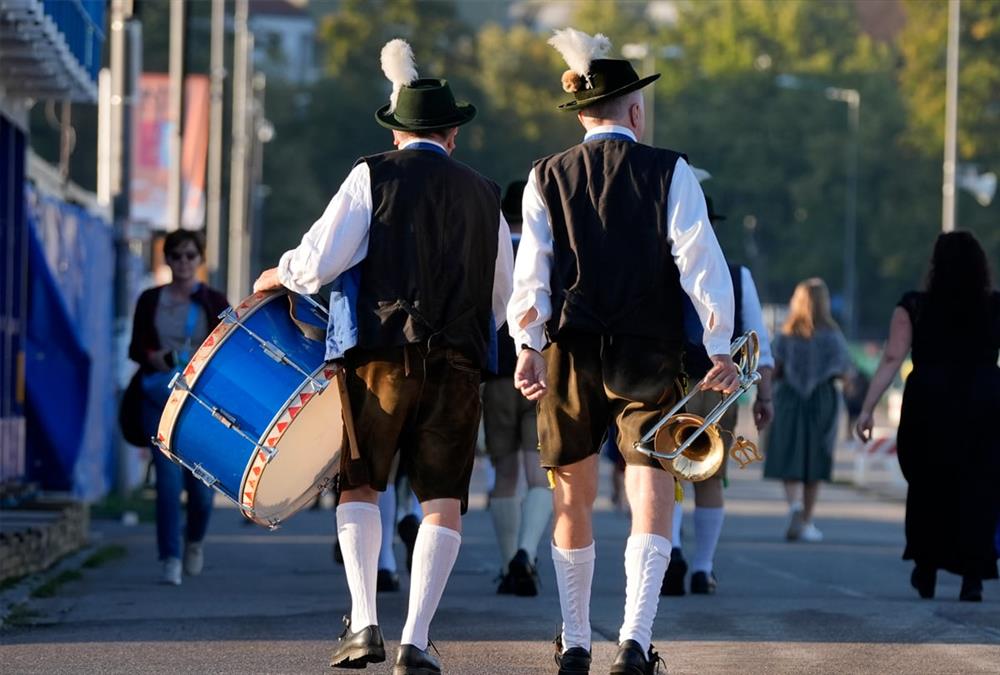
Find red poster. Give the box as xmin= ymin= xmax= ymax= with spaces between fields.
xmin=131 ymin=73 xmax=210 ymax=230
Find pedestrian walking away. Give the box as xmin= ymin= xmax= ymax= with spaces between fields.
xmin=508 ymin=27 xmax=738 ymax=675
xmin=763 ymin=278 xmax=850 ymax=543
xmin=855 ymin=231 xmax=1000 ymax=602
xmin=254 ymin=38 xmax=514 ymax=674
xmin=486 ymin=180 xmax=553 ymax=598
xmin=124 ymin=230 xmax=229 ymax=586
xmin=663 ymin=197 xmax=776 ymax=597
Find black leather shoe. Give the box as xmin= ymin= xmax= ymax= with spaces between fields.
xmin=911 ymin=565 xmax=936 ymax=599
xmin=496 ymin=570 xmax=516 ymax=595
xmin=690 ymin=570 xmax=717 ymax=595
xmin=508 ymin=549 xmax=540 ymax=597
xmin=610 ymin=640 xmax=664 ymax=675
xmin=377 ymin=569 xmax=400 ymax=593
xmin=660 ymin=548 xmax=687 ymax=596
xmin=329 ymin=616 xmax=385 ymax=669
xmin=393 ymin=643 xmax=441 ymax=675
xmin=553 ymin=635 xmax=591 ymax=674
xmin=960 ymin=576 xmax=983 ymax=602
xmin=397 ymin=515 xmax=420 ymax=573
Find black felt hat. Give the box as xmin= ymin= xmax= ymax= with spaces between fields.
xmin=558 ymin=59 xmax=660 ymax=112
xmin=705 ymin=196 xmax=727 ymax=224
xmin=375 ymin=78 xmax=476 ymax=132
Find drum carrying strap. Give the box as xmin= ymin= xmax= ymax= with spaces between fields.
xmin=288 ymin=294 xmax=327 ymax=342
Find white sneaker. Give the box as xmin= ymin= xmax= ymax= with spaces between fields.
xmin=162 ymin=557 xmax=182 ymax=585
xmin=786 ymin=505 xmax=805 ymax=541
xmin=800 ymin=523 xmax=824 ymax=542
xmin=184 ymin=542 xmax=204 ymax=576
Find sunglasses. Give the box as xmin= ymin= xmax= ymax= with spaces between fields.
xmin=167 ymin=251 xmax=200 ymax=262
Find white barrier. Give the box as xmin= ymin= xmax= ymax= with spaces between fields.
xmin=853 ymin=426 xmax=906 ymax=489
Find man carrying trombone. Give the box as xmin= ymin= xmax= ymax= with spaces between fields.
xmin=508 ymin=29 xmax=738 ymax=675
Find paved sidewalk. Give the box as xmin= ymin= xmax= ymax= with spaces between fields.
xmin=1 ymin=458 xmax=998 ymax=674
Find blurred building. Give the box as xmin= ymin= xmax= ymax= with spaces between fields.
xmin=0 ymin=0 xmax=114 ymax=499
xmin=248 ymin=0 xmax=317 ymax=86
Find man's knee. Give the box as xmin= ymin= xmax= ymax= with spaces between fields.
xmin=340 ymin=485 xmax=379 ymax=505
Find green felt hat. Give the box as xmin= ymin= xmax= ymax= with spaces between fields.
xmin=559 ymin=59 xmax=660 ymax=112
xmin=375 ymin=78 xmax=477 ymax=131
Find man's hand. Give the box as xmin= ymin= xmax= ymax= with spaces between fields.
xmin=702 ymin=354 xmax=740 ymax=393
xmin=253 ymin=268 xmax=283 ymax=293
xmin=753 ymin=398 xmax=774 ymax=430
xmin=514 ymin=348 xmax=548 ymax=401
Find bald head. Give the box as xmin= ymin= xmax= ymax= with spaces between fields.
xmin=577 ymin=90 xmax=645 ymax=138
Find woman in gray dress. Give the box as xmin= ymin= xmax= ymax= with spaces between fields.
xmin=764 ymin=278 xmax=850 ymax=542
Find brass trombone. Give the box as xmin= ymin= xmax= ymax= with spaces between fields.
xmin=633 ymin=331 xmax=764 ymax=482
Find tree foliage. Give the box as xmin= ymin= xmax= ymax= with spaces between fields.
xmin=259 ymin=0 xmax=999 ymax=339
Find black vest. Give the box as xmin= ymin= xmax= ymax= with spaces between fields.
xmin=355 ymin=148 xmax=501 ymax=367
xmin=534 ymin=139 xmax=687 ymax=343
xmin=684 ymin=263 xmax=745 ymax=380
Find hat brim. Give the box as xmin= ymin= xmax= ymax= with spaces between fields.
xmin=558 ymin=73 xmax=661 ymax=111
xmin=375 ymin=102 xmax=477 ymax=131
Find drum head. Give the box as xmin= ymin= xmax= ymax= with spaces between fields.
xmin=250 ymin=379 xmax=344 ymax=525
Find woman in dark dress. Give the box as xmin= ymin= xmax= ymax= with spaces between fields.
xmin=856 ymin=231 xmax=1000 ymax=602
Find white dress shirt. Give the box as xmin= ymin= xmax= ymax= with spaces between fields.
xmin=508 ymin=125 xmax=735 ymax=355
xmin=737 ymin=266 xmax=775 ymax=368
xmin=277 ymin=138 xmax=514 ymax=327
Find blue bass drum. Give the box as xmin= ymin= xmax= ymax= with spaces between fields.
xmin=155 ymin=290 xmax=356 ymax=528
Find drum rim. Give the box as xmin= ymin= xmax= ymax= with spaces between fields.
xmin=155 ymin=290 xmax=282 ymax=455
xmin=239 ymin=361 xmax=344 ymax=519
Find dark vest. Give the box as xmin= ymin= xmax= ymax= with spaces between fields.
xmin=684 ymin=264 xmax=744 ymax=380
xmin=355 ymin=147 xmax=501 ymax=367
xmin=534 ymin=139 xmax=687 ymax=343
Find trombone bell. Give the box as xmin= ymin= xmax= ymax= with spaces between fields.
xmin=653 ymin=413 xmax=726 ymax=482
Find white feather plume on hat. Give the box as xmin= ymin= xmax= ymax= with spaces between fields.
xmin=548 ymin=28 xmax=611 ymax=92
xmin=380 ymin=38 xmax=418 ymax=113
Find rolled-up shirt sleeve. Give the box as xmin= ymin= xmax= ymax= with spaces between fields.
xmin=668 ymin=158 xmax=735 ymax=356
xmin=507 ymin=168 xmax=553 ymax=352
xmin=493 ymin=213 xmax=515 ymax=328
xmin=277 ymin=162 xmax=372 ymax=295
xmin=739 ymin=266 xmax=774 ymax=368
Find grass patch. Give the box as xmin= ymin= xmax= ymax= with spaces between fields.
xmin=90 ymin=488 xmax=156 ymax=523
xmin=82 ymin=545 xmax=128 ymax=569
xmin=30 ymin=570 xmax=83 ymax=599
xmin=4 ymin=603 xmax=41 ymax=627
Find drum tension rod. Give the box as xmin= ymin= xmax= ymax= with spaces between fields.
xmin=220 ymin=309 xmax=323 ymax=388
xmin=169 ymin=374 xmax=277 ymax=459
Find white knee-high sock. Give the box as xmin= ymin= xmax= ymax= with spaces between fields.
xmin=618 ymin=534 xmax=671 ymax=653
xmin=490 ymin=495 xmax=520 ymax=571
xmin=552 ymin=542 xmax=595 ymax=652
xmin=400 ymin=523 xmax=461 ymax=650
xmin=671 ymin=499 xmax=684 ymax=551
xmin=377 ymin=485 xmax=397 ymax=572
xmin=337 ymin=502 xmax=381 ymax=628
xmin=517 ymin=487 xmax=553 ymax=559
xmin=692 ymin=506 xmax=725 ymax=574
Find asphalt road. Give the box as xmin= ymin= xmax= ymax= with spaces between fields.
xmin=2 ymin=462 xmax=998 ymax=674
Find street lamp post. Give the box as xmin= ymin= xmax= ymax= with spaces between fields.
xmin=776 ymin=75 xmax=861 ymax=338
xmin=826 ymin=87 xmax=860 ymax=339
xmin=621 ymin=43 xmax=684 ymax=146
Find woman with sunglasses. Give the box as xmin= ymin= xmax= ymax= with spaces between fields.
xmin=127 ymin=230 xmax=229 ymax=585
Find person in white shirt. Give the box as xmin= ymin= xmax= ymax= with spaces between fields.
xmin=509 ymin=29 xmax=738 ymax=675
xmin=254 ymin=40 xmax=513 ymax=675
xmin=661 ymin=196 xmax=776 ymax=598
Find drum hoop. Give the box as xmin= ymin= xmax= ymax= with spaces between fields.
xmin=239 ymin=362 xmax=345 ymax=515
xmin=156 ymin=291 xmax=281 ymax=451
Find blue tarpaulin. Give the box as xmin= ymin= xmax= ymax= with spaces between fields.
xmin=23 ymin=188 xmax=115 ymax=498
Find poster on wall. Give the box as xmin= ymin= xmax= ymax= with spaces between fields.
xmin=131 ymin=73 xmax=210 ymax=231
